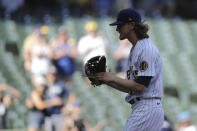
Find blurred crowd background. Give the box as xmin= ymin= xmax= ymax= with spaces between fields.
xmin=1 ymin=0 xmax=197 ymax=20
xmin=0 ymin=0 xmax=197 ymax=131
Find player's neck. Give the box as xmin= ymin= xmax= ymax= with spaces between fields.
xmin=128 ymin=33 xmax=138 ymax=47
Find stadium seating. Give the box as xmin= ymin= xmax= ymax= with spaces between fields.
xmin=1 ymin=17 xmax=197 ymax=130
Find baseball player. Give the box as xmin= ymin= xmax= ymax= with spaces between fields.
xmin=95 ymin=8 xmax=164 ymax=131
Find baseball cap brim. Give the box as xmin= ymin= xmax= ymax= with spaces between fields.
xmin=109 ymin=21 xmax=125 ymax=26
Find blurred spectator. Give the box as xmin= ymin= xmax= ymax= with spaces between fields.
xmin=113 ymin=39 xmax=132 ymax=78
xmin=26 ymin=75 xmax=61 ymax=131
xmin=77 ymin=20 xmax=108 ymax=86
xmin=176 ymin=111 xmax=197 ymax=131
xmin=23 ymin=26 xmax=40 ymax=72
xmin=23 ymin=25 xmax=50 ymax=73
xmin=44 ymin=66 xmax=76 ymax=131
xmin=50 ymin=26 xmax=77 ymax=88
xmin=161 ymin=115 xmax=174 ymax=131
xmin=30 ymin=26 xmax=52 ymax=76
xmin=62 ymin=101 xmax=108 ymax=131
xmin=0 ymin=83 xmax=21 ymax=129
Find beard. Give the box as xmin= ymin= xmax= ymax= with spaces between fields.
xmin=119 ymin=28 xmax=132 ymax=40
xmin=119 ymin=33 xmax=127 ymax=40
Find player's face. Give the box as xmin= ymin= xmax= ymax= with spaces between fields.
xmin=116 ymin=23 xmax=131 ymax=40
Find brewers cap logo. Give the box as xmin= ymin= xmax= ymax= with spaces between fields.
xmin=128 ymin=18 xmax=133 ymax=21
xmin=140 ymin=61 xmax=148 ymax=72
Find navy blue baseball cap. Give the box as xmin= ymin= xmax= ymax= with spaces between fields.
xmin=110 ymin=8 xmax=141 ymax=26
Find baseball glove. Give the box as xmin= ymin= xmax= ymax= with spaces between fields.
xmin=85 ymin=55 xmax=106 ymax=86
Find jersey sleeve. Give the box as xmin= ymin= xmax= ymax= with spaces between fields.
xmin=137 ymin=46 xmax=156 ymax=77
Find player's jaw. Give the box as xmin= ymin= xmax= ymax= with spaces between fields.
xmin=116 ymin=24 xmax=129 ymax=40
xmin=118 ymin=29 xmax=129 ymax=40
xmin=119 ymin=33 xmax=126 ymax=40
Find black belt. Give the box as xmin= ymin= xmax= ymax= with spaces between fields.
xmin=129 ymin=97 xmax=161 ymax=104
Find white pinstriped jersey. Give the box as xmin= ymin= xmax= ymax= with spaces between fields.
xmin=125 ymin=38 xmax=163 ymax=103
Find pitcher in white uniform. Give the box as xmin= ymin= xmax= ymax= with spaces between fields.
xmin=95 ymin=8 xmax=164 ymax=131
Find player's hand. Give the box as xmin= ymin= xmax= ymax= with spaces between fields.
xmin=95 ymin=70 xmax=116 ymax=85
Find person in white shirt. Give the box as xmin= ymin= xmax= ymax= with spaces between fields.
xmin=31 ymin=32 xmax=52 ymax=76
xmin=78 ymin=21 xmax=108 ymax=64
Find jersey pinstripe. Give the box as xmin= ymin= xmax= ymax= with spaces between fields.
xmin=124 ymin=38 xmax=164 ymax=131
xmin=124 ymin=99 xmax=164 ymax=131
xmin=125 ymin=38 xmax=163 ymax=102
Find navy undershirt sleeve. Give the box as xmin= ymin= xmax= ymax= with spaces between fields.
xmin=134 ymin=76 xmax=152 ymax=87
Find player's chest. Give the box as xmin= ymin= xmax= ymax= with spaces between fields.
xmin=126 ymin=51 xmax=147 ymax=80
xmin=126 ymin=50 xmax=139 ymax=80
xmin=126 ymin=63 xmax=139 ymax=80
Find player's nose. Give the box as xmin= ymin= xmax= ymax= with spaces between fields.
xmin=116 ymin=25 xmax=120 ymax=32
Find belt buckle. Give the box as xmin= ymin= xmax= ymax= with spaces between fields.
xmin=130 ymin=99 xmax=135 ymax=104
xmin=130 ymin=97 xmax=141 ymax=104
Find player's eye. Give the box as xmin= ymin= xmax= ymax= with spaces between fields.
xmin=117 ymin=25 xmax=122 ymax=29
xmin=117 ymin=25 xmax=123 ymax=31
xmin=117 ymin=23 xmax=127 ymax=29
